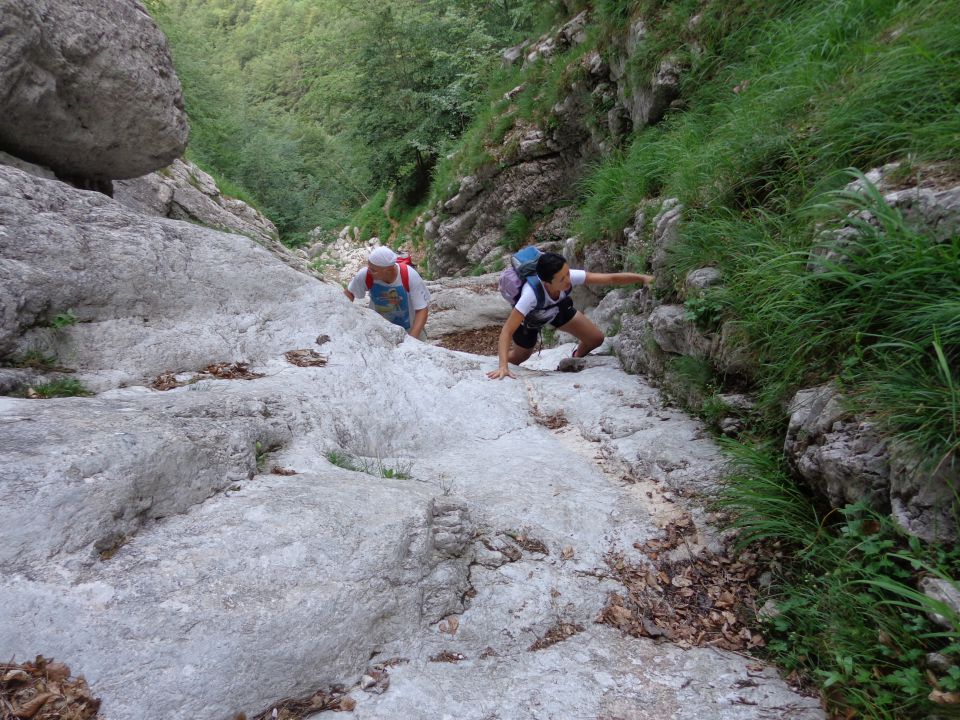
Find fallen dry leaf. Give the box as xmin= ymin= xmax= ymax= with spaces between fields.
xmin=930 ymin=689 xmax=960 ymax=705
xmin=438 ymin=616 xmax=459 ymax=635
xmin=284 ymin=349 xmax=328 ymax=367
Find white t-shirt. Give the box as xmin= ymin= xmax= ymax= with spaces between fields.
xmin=347 ymin=265 xmax=430 ymax=331
xmin=514 ymin=269 xmax=587 ymax=325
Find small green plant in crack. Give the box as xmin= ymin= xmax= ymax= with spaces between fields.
xmin=254 ymin=441 xmax=269 ymax=473
xmin=361 ymin=456 xmax=413 ymax=480
xmin=14 ymin=349 xmax=58 ymax=369
xmin=327 ymin=450 xmax=358 ymax=472
xmin=27 ymin=378 xmax=92 ymax=398
xmin=541 ymin=325 xmax=558 ymax=348
xmin=684 ymin=292 xmax=724 ymax=331
xmin=49 ymin=310 xmax=78 ymax=329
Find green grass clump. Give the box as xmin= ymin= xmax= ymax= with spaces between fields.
xmin=326 ymin=450 xmax=412 ymax=480
xmin=349 ymin=189 xmax=392 ymax=243
xmin=717 ymin=440 xmax=960 ymax=720
xmin=49 ymin=310 xmax=77 ymax=329
xmin=13 ymin=350 xmax=58 ymax=369
xmin=28 ymin=378 xmax=92 ymax=399
xmin=501 ymin=211 xmax=533 ymax=250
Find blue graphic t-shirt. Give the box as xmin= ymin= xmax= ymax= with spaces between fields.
xmin=370 ymin=282 xmax=411 ymax=330
xmin=347 ymin=266 xmax=431 ymax=332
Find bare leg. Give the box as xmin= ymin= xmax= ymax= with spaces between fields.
xmin=556 ymin=311 xmax=604 ymax=358
xmin=507 ymin=343 xmax=535 ymax=365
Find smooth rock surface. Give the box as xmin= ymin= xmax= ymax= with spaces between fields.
xmin=1 ymin=169 xmax=822 ymax=719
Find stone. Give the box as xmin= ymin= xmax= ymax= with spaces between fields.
xmin=784 ymin=385 xmax=891 ymax=511
xmin=889 ymin=448 xmax=960 ymax=543
xmin=501 ymin=40 xmax=530 ymax=67
xmin=0 ymin=0 xmax=188 ymax=181
xmin=557 ymin=357 xmax=586 ymax=372
xmin=648 ymin=305 xmax=715 ymax=360
xmin=684 ymin=267 xmax=723 ymax=296
xmin=616 ymin=313 xmax=667 ymax=377
xmin=650 ymin=199 xmax=684 ymax=288
xmin=422 ymin=273 xmax=507 ymax=337
xmin=919 ymin=578 xmax=960 ymax=630
xmin=114 ymin=159 xmax=279 ymax=246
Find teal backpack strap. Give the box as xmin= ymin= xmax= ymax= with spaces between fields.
xmin=526 ymin=275 xmax=545 ymax=312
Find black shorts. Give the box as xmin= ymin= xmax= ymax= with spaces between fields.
xmin=512 ymin=296 xmax=577 ymax=349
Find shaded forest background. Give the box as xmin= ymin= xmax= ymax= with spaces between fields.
xmin=147 ymin=0 xmax=562 ymax=243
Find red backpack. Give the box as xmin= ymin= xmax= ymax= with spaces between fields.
xmin=365 ymin=253 xmax=414 ymax=291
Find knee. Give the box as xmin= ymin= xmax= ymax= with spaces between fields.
xmin=584 ymin=327 xmax=604 ymax=350
xmin=509 ymin=345 xmax=534 ymax=364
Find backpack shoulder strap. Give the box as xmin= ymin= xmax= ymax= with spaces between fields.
xmin=365 ymin=264 xmax=410 ymax=292
xmin=526 ymin=275 xmax=545 ymax=311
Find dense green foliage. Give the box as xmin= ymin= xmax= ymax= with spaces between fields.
xmin=147 ymin=0 xmax=565 ymax=243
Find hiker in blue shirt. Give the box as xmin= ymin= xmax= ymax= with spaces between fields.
xmin=487 ymin=251 xmax=653 ymax=380
xmin=344 ymin=246 xmax=430 ymax=337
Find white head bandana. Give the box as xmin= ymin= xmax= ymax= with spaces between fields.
xmin=368 ymin=246 xmax=398 ymax=267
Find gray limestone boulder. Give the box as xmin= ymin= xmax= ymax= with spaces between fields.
xmin=424 ymin=273 xmax=507 ymax=337
xmin=0 ymin=164 xmax=364 ymax=388
xmin=649 ymin=304 xmax=717 ymax=360
xmin=809 ymin=164 xmax=960 ymax=272
xmin=889 ymin=448 xmax=960 ymax=543
xmin=616 ymin=313 xmax=667 ymax=377
xmin=783 ymin=384 xmax=959 ymax=541
xmin=114 ymin=159 xmax=278 ymax=245
xmin=650 ymin=198 xmax=684 ymax=289
xmin=784 ymin=385 xmax=891 ymax=511
xmin=0 ymin=0 xmax=188 ymax=181
xmin=684 ymin=267 xmax=723 ymax=297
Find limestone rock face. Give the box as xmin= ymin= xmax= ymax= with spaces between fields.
xmin=431 ymin=124 xmax=594 ymax=278
xmin=783 ymin=384 xmax=959 ymax=542
xmin=0 ymin=167 xmax=822 ymax=720
xmin=0 ymin=0 xmax=188 ymax=181
xmin=423 ymin=273 xmax=507 ymax=337
xmin=784 ymin=385 xmax=891 ymax=512
xmin=429 ymin=12 xmax=685 ymax=278
xmin=0 ymin=164 xmax=367 ymax=389
xmin=114 ymin=160 xmax=278 ymax=245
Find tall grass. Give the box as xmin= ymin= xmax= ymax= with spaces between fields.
xmin=575 ymin=0 xmax=960 ymax=244
xmin=718 ymin=441 xmax=960 ymax=719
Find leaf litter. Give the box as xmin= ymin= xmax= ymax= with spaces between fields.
xmin=152 ymin=362 xmax=265 ymax=390
xmin=0 ymin=655 xmax=102 ymax=719
xmin=242 ymin=659 xmax=406 ymax=719
xmin=597 ymin=514 xmax=768 ymax=652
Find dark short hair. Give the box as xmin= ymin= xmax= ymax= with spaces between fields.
xmin=536 ymin=252 xmax=567 ymax=283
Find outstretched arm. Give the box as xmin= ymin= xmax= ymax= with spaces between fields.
xmin=487 ymin=309 xmax=525 ymax=380
xmin=343 ymin=288 xmax=355 ymax=302
xmin=409 ymin=307 xmax=428 ymax=338
xmin=584 ymin=271 xmax=653 ymax=287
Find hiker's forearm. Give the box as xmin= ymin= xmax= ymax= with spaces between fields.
xmin=497 ymin=325 xmax=512 ymax=368
xmin=587 ymin=272 xmax=654 ymax=287
xmin=409 ymin=308 xmax=428 ymax=337
xmin=343 ymin=288 xmax=355 ymax=302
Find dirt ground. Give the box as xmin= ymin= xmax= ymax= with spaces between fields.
xmin=433 ymin=326 xmax=502 ymax=355
xmin=434 ymin=325 xmax=564 ymax=356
